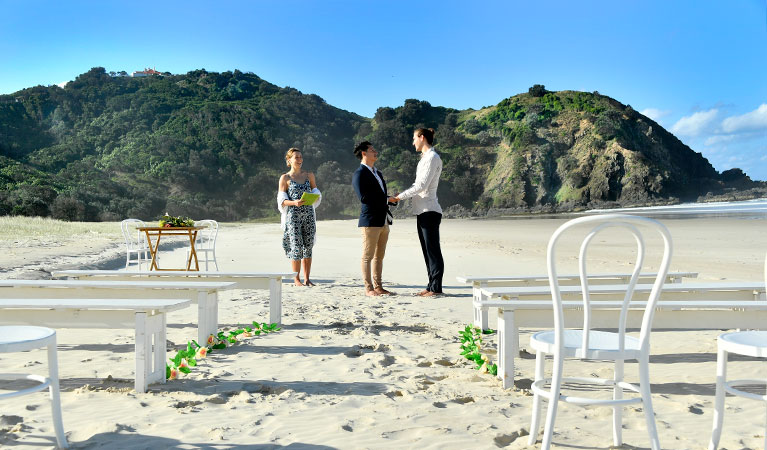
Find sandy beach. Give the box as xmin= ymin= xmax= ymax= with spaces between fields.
xmin=1 ymin=216 xmax=766 ymax=449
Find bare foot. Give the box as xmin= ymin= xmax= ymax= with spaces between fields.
xmin=304 ymin=280 xmax=315 ymax=287
xmin=419 ymin=291 xmax=443 ymax=297
xmin=413 ymin=289 xmax=430 ymax=296
xmin=374 ymin=288 xmax=395 ymax=296
xmin=293 ymin=278 xmax=304 ymax=286
xmin=365 ymin=290 xmax=380 ymax=297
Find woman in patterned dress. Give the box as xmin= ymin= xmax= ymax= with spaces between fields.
xmin=277 ymin=148 xmax=321 ymax=286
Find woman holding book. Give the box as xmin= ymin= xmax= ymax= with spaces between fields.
xmin=277 ymin=148 xmax=321 ymax=286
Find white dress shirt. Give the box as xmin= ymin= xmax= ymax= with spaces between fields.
xmin=362 ymin=163 xmax=386 ymax=193
xmin=397 ymin=147 xmax=442 ymax=215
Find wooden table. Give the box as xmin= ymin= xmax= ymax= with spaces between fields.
xmin=138 ymin=226 xmax=204 ymax=271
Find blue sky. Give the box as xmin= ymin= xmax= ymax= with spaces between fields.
xmin=2 ymin=0 xmax=766 ymax=180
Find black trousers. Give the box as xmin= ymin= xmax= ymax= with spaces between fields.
xmin=416 ymin=211 xmax=444 ymax=293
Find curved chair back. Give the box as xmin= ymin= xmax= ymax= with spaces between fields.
xmin=121 ymin=219 xmax=147 ymax=250
xmin=196 ymin=219 xmax=218 ymax=250
xmin=547 ymin=214 xmax=673 ymax=356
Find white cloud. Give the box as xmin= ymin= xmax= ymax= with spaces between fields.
xmin=57 ymin=81 xmax=68 ymax=88
xmin=721 ymin=104 xmax=767 ymax=133
xmin=639 ymin=108 xmax=671 ymax=122
xmin=704 ymin=134 xmax=737 ymax=146
xmin=670 ymin=109 xmax=719 ymax=137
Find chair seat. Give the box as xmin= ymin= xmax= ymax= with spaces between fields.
xmin=530 ymin=329 xmax=642 ymax=360
xmin=719 ymin=330 xmax=767 ymax=358
xmin=0 ymin=326 xmax=56 ymax=352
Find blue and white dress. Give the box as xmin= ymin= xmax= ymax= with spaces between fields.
xmin=281 ymin=179 xmax=317 ymax=260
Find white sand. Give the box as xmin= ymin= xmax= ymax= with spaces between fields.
xmin=1 ymin=217 xmax=766 ymax=449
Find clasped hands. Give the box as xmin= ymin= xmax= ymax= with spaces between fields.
xmin=387 ymin=194 xmax=400 ymax=204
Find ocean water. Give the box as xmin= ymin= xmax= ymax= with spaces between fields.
xmin=586 ymin=198 xmax=767 ymax=220
xmin=494 ymin=198 xmax=767 ymax=220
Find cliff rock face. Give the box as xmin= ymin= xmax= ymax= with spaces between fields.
xmin=474 ymin=89 xmax=724 ymax=210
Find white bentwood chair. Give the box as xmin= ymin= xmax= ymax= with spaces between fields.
xmin=120 ymin=219 xmax=148 ymax=270
xmin=187 ymin=219 xmax=219 ymax=271
xmin=527 ymin=214 xmax=672 ymax=450
xmin=708 ymin=251 xmax=767 ymax=449
xmin=0 ymin=326 xmax=68 ymax=448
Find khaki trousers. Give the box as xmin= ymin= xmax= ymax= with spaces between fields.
xmin=361 ymin=224 xmax=390 ymax=291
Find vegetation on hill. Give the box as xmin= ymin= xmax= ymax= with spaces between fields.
xmin=0 ymin=70 xmax=759 ymax=221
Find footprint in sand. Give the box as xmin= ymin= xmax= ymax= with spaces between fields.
xmin=433 ymin=358 xmax=454 ymax=367
xmin=378 ymin=355 xmax=396 ymax=367
xmin=451 ymin=396 xmax=475 ymax=404
xmin=341 ymin=423 xmax=353 ymax=432
xmin=0 ymin=415 xmax=24 ymax=432
xmin=493 ymin=428 xmax=528 ymax=447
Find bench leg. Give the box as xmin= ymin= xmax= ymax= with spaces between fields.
xmin=135 ymin=312 xmax=149 ymax=393
xmin=270 ymin=278 xmax=282 ymax=326
xmin=197 ymin=291 xmax=219 ymax=344
xmin=136 ymin=312 xmax=167 ymax=393
xmin=472 ymin=287 xmax=490 ymax=330
xmin=149 ymin=313 xmax=166 ymax=386
xmin=497 ymin=309 xmax=517 ymax=389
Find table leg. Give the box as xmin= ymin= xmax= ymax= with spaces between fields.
xmin=144 ymin=231 xmax=160 ymax=271
xmin=187 ymin=230 xmax=200 ymax=271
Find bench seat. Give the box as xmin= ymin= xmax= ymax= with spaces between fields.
xmin=0 ymin=279 xmax=234 ymax=344
xmin=0 ymin=298 xmax=191 ymax=393
xmin=458 ymin=272 xmax=699 ymax=330
xmin=52 ymin=270 xmax=295 ymax=326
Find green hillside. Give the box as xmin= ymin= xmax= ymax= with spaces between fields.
xmin=0 ymin=71 xmax=757 ymax=221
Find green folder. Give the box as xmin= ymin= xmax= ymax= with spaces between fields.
xmin=300 ymin=192 xmax=320 ymax=206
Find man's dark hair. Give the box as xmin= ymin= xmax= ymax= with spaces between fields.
xmin=354 ymin=141 xmax=373 ymax=160
xmin=414 ymin=128 xmax=435 ymax=145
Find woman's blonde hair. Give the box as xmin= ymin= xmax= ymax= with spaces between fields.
xmin=285 ymin=147 xmax=301 ymax=167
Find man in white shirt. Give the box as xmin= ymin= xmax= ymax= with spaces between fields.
xmin=392 ymin=128 xmax=444 ymax=297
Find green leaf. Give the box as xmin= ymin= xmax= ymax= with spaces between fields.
xmin=212 ymin=342 xmax=226 ymax=349
xmin=179 ymin=366 xmax=191 ymax=374
xmin=489 ymin=364 xmax=498 ymax=376
xmin=166 ymin=364 xmax=171 ymax=379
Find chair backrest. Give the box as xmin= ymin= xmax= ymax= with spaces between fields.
xmin=121 ymin=219 xmax=147 ymax=250
xmin=547 ymin=214 xmax=673 ymax=356
xmin=196 ymin=219 xmax=218 ymax=249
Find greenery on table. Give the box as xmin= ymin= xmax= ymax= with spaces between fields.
xmin=158 ymin=213 xmax=194 ymax=227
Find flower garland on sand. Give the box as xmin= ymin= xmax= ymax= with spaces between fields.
xmin=459 ymin=325 xmax=498 ymax=376
xmin=166 ymin=322 xmax=281 ymax=380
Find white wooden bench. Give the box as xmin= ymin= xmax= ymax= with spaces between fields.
xmin=477 ymin=281 xmax=767 ymax=389
xmin=0 ymin=298 xmax=191 ymax=393
xmin=0 ymin=280 xmax=234 ymax=344
xmin=458 ymin=271 xmax=699 ymax=330
xmin=51 ymin=270 xmax=295 ymax=326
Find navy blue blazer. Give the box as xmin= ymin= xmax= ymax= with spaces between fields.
xmin=352 ymin=165 xmax=390 ymax=227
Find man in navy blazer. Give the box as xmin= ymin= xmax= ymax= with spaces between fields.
xmin=352 ymin=141 xmax=397 ymax=296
